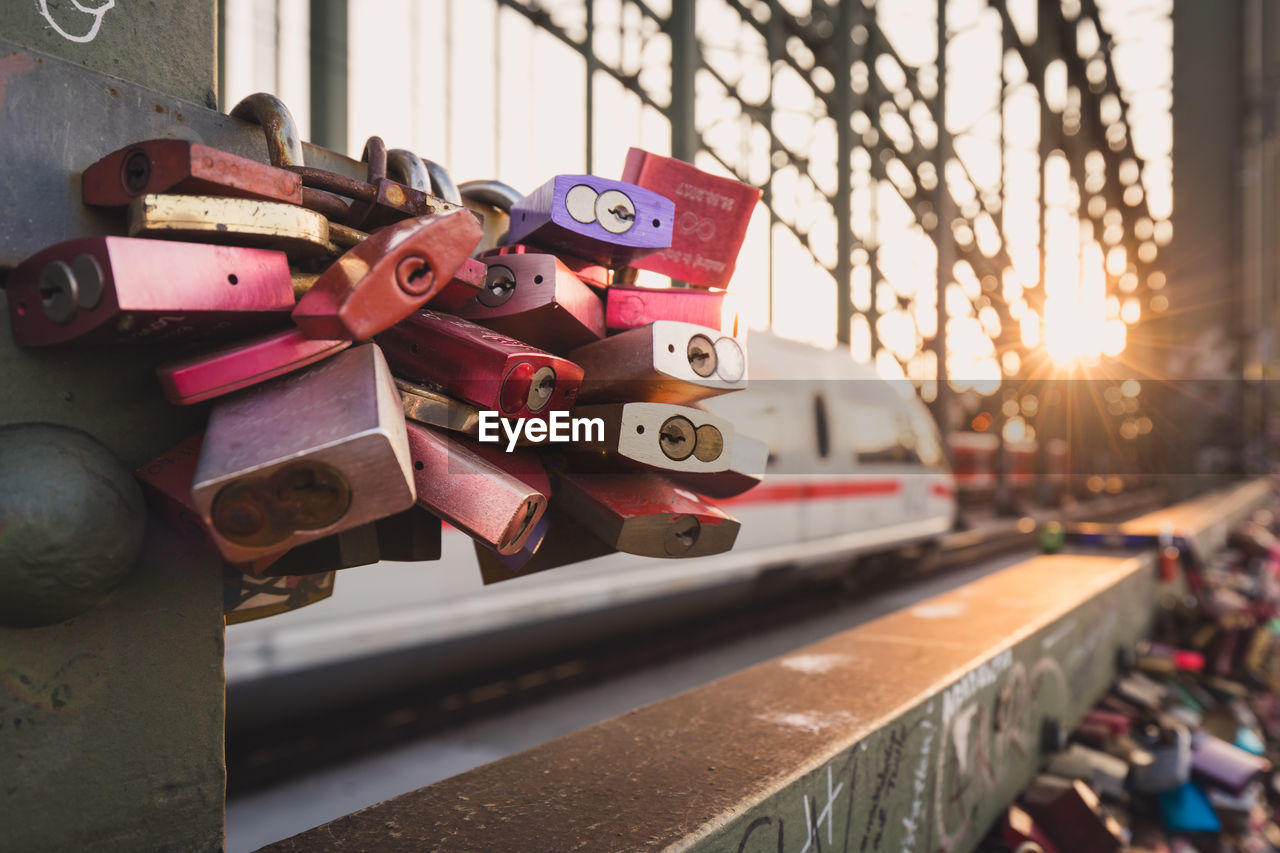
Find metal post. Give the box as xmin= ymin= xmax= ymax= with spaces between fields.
xmin=932 ymin=0 xmax=953 ymax=430
xmin=310 ymin=0 xmax=348 ymax=153
xmin=668 ymin=2 xmax=698 ymax=163
xmin=834 ymin=1 xmax=855 ymax=346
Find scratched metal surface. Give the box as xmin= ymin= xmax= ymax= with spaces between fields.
xmin=0 ymin=38 xmax=365 ymax=272
xmin=0 ymin=39 xmax=366 ymax=468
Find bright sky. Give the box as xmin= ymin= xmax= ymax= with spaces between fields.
xmin=222 ymin=0 xmax=1173 ymax=404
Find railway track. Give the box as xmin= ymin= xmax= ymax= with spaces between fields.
xmin=226 ymin=487 xmax=1166 ymax=796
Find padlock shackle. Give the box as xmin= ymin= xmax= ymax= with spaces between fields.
xmin=388 ymin=149 xmax=462 ymax=206
xmin=459 ymin=179 xmax=523 ymax=214
xmin=230 ymin=93 xmax=305 ymax=168
xmin=386 ymin=149 xmax=429 ymax=192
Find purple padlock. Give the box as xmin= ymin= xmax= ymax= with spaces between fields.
xmin=507 ymin=174 xmax=675 ymax=267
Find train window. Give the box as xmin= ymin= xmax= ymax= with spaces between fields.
xmin=849 ymin=405 xmax=919 ymax=464
xmin=813 ymin=394 xmax=830 ymax=459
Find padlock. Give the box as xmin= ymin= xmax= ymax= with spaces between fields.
xmin=373 ymin=505 xmax=443 ymax=562
xmin=255 ymin=524 xmax=381 ymax=576
xmin=1156 ymin=781 xmax=1221 ymax=834
xmin=568 ymin=320 xmax=747 ymax=404
xmin=507 ymin=174 xmax=675 ymax=266
xmin=474 ymin=513 xmax=551 ymax=578
xmin=136 ymin=432 xmax=308 ymax=575
xmin=396 ymin=377 xmax=485 ymax=435
xmin=620 ymin=147 xmax=762 ymax=289
xmin=4 ymin=237 xmax=294 ymax=346
xmin=1021 ymin=776 xmax=1126 ymax=853
xmin=385 ymin=148 xmax=462 ymax=205
xmin=136 ymin=433 xmax=274 ymax=571
xmin=460 ymin=179 xmax=522 ymax=255
xmin=290 ymin=135 xmax=463 ymax=230
xmin=455 ymin=253 xmax=605 ymax=353
xmin=1130 ymin=719 xmax=1192 ymax=793
xmin=404 ymin=422 xmax=547 ymax=555
xmin=1190 ymin=731 xmax=1270 ymax=793
xmin=377 ymin=309 xmax=584 ymax=420
xmin=553 ymin=471 xmax=740 ymax=558
xmin=156 ymin=327 xmax=351 ymax=405
xmin=82 ymin=138 xmax=304 ymax=207
xmin=1044 ymin=743 xmax=1130 ymax=799
xmin=566 ymin=402 xmax=733 ymax=474
xmin=483 ymin=243 xmax=612 ymax=290
xmin=126 ymin=193 xmax=341 ymax=257
xmin=224 ymin=565 xmax=335 ymax=624
xmin=473 ymin=508 xmax=613 ymax=584
xmin=604 ymin=284 xmax=735 ymax=334
xmin=191 ymin=344 xmax=415 ymax=563
xmin=292 ymin=209 xmax=483 ymax=340
xmin=668 ymin=431 xmax=768 ymax=498
xmin=1000 ymin=805 xmax=1059 ymax=853
xmin=429 ymin=257 xmax=487 ymax=313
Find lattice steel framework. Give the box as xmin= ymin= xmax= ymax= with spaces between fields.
xmin=493 ymin=0 xmax=1172 ymax=437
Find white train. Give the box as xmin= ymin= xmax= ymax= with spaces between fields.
xmin=226 ymin=332 xmax=956 ymax=721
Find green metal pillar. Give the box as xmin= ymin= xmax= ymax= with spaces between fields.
xmin=0 ymin=4 xmax=226 ymax=850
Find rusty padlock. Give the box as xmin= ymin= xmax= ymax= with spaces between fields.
xmin=231 ymin=94 xmax=465 ymax=229
xmin=377 ymin=309 xmax=584 ymax=421
xmin=191 ymin=344 xmax=415 ymax=563
xmin=4 ymin=236 xmax=294 ymax=345
xmin=291 ymin=208 xmax=483 ymax=340
xmin=456 ymin=252 xmax=605 ymax=353
xmin=507 ymin=174 xmax=675 ymax=267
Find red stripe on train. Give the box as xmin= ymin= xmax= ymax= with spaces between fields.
xmin=722 ymin=479 xmax=902 ymax=505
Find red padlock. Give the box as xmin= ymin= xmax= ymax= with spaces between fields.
xmin=620 ymin=147 xmax=761 ymax=289
xmin=456 ymin=252 xmax=605 ymax=353
xmin=405 ymin=422 xmax=548 ymax=555
xmin=483 ymin=243 xmax=612 ymax=290
xmin=429 ymin=257 xmax=487 ymax=313
xmin=554 ymin=470 xmax=740 ymax=558
xmin=604 ymin=285 xmax=733 ymax=334
xmin=4 ymin=237 xmax=294 ymax=346
xmin=82 ymin=138 xmax=304 ymax=207
xmin=156 ymin=327 xmax=351 ymax=405
xmin=377 ymin=309 xmax=583 ymax=421
xmin=292 ymin=208 xmax=483 ymax=340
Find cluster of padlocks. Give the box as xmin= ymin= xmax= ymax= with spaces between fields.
xmin=3 ymin=94 xmax=765 ymax=623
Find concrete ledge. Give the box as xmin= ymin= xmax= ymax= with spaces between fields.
xmin=263 ymin=481 xmax=1269 ymax=852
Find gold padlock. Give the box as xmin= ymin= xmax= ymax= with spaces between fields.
xmin=127 ymin=193 xmax=364 ymax=258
